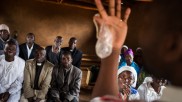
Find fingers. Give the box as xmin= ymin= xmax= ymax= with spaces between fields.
xmin=123 ymin=8 xmax=131 ymax=23
xmin=109 ymin=0 xmax=115 ymax=16
xmin=116 ymin=0 xmax=121 ymax=18
xmin=95 ymin=0 xmax=108 ymax=19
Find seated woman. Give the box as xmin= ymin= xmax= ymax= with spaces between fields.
xmin=117 ymin=66 xmax=140 ymax=101
xmin=137 ymin=76 xmax=167 ymax=102
xmin=119 ymin=48 xmax=140 ymax=75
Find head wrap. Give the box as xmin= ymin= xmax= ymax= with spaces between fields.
xmin=118 ymin=66 xmax=137 ymax=87
xmin=124 ymin=48 xmax=134 ymax=58
xmin=122 ymin=45 xmax=128 ymax=49
xmin=0 ymin=24 xmax=10 ymax=33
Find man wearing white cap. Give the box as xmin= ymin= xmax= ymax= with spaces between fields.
xmin=0 ymin=24 xmax=19 ymax=55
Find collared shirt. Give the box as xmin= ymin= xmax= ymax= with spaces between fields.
xmin=26 ymin=43 xmax=34 ymax=59
xmin=51 ymin=45 xmax=61 ymax=53
xmin=34 ymin=61 xmax=44 ymax=90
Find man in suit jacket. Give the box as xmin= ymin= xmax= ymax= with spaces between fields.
xmin=47 ymin=51 xmax=82 ymax=102
xmin=21 ymin=47 xmax=54 ymax=102
xmin=19 ymin=33 xmax=41 ymax=61
xmin=45 ymin=36 xmax=63 ymax=65
xmin=62 ymin=37 xmax=82 ymax=68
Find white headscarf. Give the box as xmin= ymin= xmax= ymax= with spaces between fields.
xmin=0 ymin=24 xmax=10 ymax=33
xmin=122 ymin=45 xmax=128 ymax=49
xmin=118 ymin=66 xmax=137 ymax=87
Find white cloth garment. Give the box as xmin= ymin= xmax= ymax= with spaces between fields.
xmin=26 ymin=44 xmax=34 ymax=59
xmin=0 ymin=55 xmax=25 ymax=102
xmin=137 ymin=77 xmax=166 ymax=102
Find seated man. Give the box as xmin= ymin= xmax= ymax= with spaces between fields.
xmin=62 ymin=37 xmax=82 ymax=68
xmin=0 ymin=24 xmax=19 ymax=55
xmin=47 ymin=51 xmax=82 ymax=102
xmin=19 ymin=33 xmax=41 ymax=61
xmin=22 ymin=47 xmax=54 ymax=102
xmin=0 ymin=39 xmax=25 ymax=102
xmin=45 ymin=36 xmax=63 ymax=65
xmin=119 ymin=49 xmax=140 ymax=75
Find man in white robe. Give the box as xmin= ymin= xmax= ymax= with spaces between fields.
xmin=0 ymin=39 xmax=25 ymax=102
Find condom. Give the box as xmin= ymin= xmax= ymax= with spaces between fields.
xmin=95 ymin=23 xmax=113 ymax=59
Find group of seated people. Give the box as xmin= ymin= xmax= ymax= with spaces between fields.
xmin=0 ymin=24 xmax=82 ymax=102
xmin=116 ymin=45 xmax=167 ymax=102
xmin=1 ymin=0 xmax=181 ymax=101
xmin=0 ymin=25 xmax=168 ymax=102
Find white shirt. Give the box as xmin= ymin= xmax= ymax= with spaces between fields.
xmin=137 ymin=77 xmax=166 ymax=102
xmin=26 ymin=44 xmax=34 ymax=59
xmin=0 ymin=55 xmax=25 ymax=102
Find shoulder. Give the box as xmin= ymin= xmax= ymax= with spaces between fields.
xmin=138 ymin=83 xmax=148 ymax=91
xmin=72 ymin=66 xmax=82 ymax=74
xmin=75 ymin=48 xmax=82 ymax=54
xmin=19 ymin=43 xmax=26 ymax=47
xmin=15 ymin=56 xmax=25 ymax=64
xmin=25 ymin=59 xmax=34 ymax=64
xmin=45 ymin=45 xmax=52 ymax=49
xmin=34 ymin=43 xmax=41 ymax=47
xmin=45 ymin=60 xmax=54 ymax=68
xmin=131 ymin=87 xmax=138 ymax=94
xmin=0 ymin=55 xmax=5 ymax=61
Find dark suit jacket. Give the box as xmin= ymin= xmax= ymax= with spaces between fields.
xmin=62 ymin=47 xmax=82 ymax=68
xmin=19 ymin=43 xmax=41 ymax=61
xmin=45 ymin=46 xmax=62 ymax=65
xmin=50 ymin=65 xmax=82 ymax=101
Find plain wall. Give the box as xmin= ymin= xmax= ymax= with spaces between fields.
xmin=0 ymin=0 xmax=142 ymax=55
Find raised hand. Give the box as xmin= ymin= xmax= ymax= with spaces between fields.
xmin=94 ymin=0 xmax=131 ymax=50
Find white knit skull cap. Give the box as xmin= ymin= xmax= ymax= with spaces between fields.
xmin=0 ymin=24 xmax=10 ymax=33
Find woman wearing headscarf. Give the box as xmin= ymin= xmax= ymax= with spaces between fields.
xmin=137 ymin=76 xmax=167 ymax=102
xmin=117 ymin=66 xmax=140 ymax=101
xmin=118 ymin=49 xmax=140 ymax=75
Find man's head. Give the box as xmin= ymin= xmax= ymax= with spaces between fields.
xmin=68 ymin=37 xmax=77 ymax=50
xmin=124 ymin=49 xmax=134 ymax=65
xmin=61 ymin=51 xmax=73 ymax=68
xmin=54 ymin=36 xmax=63 ymax=47
xmin=26 ymin=33 xmax=35 ymax=44
xmin=138 ymin=0 xmax=182 ymax=86
xmin=35 ymin=47 xmax=46 ymax=63
xmin=118 ymin=66 xmax=137 ymax=91
xmin=4 ymin=39 xmax=17 ymax=58
xmin=0 ymin=24 xmax=10 ymax=41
